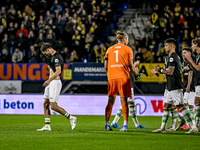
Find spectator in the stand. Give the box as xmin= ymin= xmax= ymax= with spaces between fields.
xmin=17 ymin=32 xmax=27 ymax=57
xmin=0 ymin=48 xmax=10 ymax=63
xmin=135 ymin=47 xmax=144 ymax=62
xmin=178 ymin=14 xmax=186 ymax=28
xmin=54 ymin=14 xmax=65 ymax=38
xmin=142 ymin=48 xmax=154 ymax=63
xmin=24 ymin=5 xmax=33 ymax=16
xmin=70 ymin=50 xmax=81 ymax=62
xmin=181 ymin=29 xmax=191 ymax=45
xmin=143 ymin=20 xmax=152 ymax=34
xmin=54 ymin=38 xmax=65 ymax=52
xmin=195 ymin=29 xmax=200 ymax=38
xmin=7 ymin=9 xmax=18 ymax=23
xmin=23 ymin=15 xmax=32 ymax=30
xmin=2 ymin=33 xmax=9 ymax=52
xmin=81 ymin=10 xmax=87 ymax=24
xmin=50 ymin=0 xmax=63 ymax=13
xmin=12 ymin=47 xmax=23 ymax=63
xmin=156 ymin=43 xmax=165 ymax=62
xmin=45 ymin=29 xmax=56 ymax=46
xmin=174 ymin=3 xmax=181 ymax=18
xmin=61 ymin=47 xmax=71 ymax=63
xmin=134 ymin=38 xmax=142 ymax=52
xmin=28 ymin=45 xmax=38 ymax=63
xmin=27 ymin=30 xmax=36 ymax=48
xmin=89 ymin=45 xmax=101 ymax=63
xmin=7 ymin=22 xmax=15 ymax=38
xmin=16 ymin=23 xmax=29 ymax=37
xmin=34 ymin=32 xmax=45 ymax=50
xmin=99 ymin=43 xmax=106 ymax=63
xmin=89 ymin=22 xmax=98 ymax=35
xmin=72 ymin=30 xmax=81 ymax=52
xmin=141 ymin=33 xmax=151 ymax=49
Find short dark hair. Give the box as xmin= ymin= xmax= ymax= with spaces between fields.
xmin=40 ymin=43 xmax=52 ymax=52
xmin=192 ymin=38 xmax=200 ymax=47
xmin=182 ymin=47 xmax=192 ymax=53
xmin=164 ymin=38 xmax=176 ymax=45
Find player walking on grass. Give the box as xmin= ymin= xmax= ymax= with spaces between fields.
xmin=151 ymin=38 xmax=198 ymax=134
xmin=104 ymin=31 xmax=139 ymax=131
xmin=185 ymin=38 xmax=200 ymax=129
xmin=111 ymin=71 xmax=147 ymax=129
xmin=37 ymin=43 xmax=77 ymax=131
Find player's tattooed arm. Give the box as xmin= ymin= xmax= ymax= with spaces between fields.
xmin=155 ymin=65 xmax=174 ymax=75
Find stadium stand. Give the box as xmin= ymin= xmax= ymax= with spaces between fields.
xmin=0 ymin=0 xmax=126 ymax=63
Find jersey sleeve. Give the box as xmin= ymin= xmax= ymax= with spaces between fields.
xmin=54 ymin=58 xmax=61 ymax=67
xmin=169 ymin=56 xmax=175 ymax=66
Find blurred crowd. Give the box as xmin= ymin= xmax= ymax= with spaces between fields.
xmin=134 ymin=0 xmax=200 ymax=63
xmin=0 ymin=0 xmax=124 ymax=63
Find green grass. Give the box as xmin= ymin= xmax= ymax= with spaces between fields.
xmin=0 ymin=115 xmax=199 ymax=150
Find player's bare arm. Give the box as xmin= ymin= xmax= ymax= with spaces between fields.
xmin=104 ymin=59 xmax=108 ymax=73
xmin=129 ymin=60 xmax=138 ymax=75
xmin=43 ymin=66 xmax=61 ymax=87
xmin=186 ymin=71 xmax=193 ymax=93
xmin=185 ymin=54 xmax=200 ymax=71
xmin=151 ymin=65 xmax=174 ymax=75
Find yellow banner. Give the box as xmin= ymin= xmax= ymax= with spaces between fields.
xmin=135 ymin=63 xmax=167 ymax=82
xmin=63 ymin=69 xmax=72 ymax=80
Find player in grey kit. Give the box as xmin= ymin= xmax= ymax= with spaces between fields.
xmin=37 ymin=43 xmax=77 ymax=131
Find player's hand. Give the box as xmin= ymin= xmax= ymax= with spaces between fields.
xmin=43 ymin=80 xmax=50 ymax=87
xmin=134 ymin=60 xmax=140 ymax=67
xmin=135 ymin=73 xmax=144 ymax=80
xmin=163 ymin=74 xmax=166 ymax=80
xmin=186 ymin=86 xmax=190 ymax=93
xmin=151 ymin=68 xmax=158 ymax=74
xmin=185 ymin=54 xmax=192 ymax=63
xmin=184 ymin=66 xmax=190 ymax=71
xmin=155 ymin=65 xmax=163 ymax=73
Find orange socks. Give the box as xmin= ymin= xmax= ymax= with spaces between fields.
xmin=121 ymin=101 xmax=128 ymax=121
xmin=105 ymin=102 xmax=114 ymax=121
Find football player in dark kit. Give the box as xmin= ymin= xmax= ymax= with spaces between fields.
xmin=151 ymin=38 xmax=198 ymax=134
xmin=185 ymin=38 xmax=200 ymax=130
xmin=37 ymin=43 xmax=77 ymax=131
xmin=180 ymin=47 xmax=196 ymax=129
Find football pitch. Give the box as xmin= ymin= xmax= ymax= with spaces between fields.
xmin=0 ymin=115 xmax=199 ymax=150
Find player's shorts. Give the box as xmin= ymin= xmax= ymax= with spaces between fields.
xmin=165 ymin=89 xmax=183 ymax=105
xmin=108 ymin=78 xmax=131 ymax=98
xmin=163 ymin=89 xmax=168 ymax=103
xmin=183 ymin=92 xmax=195 ymax=105
xmin=44 ymin=80 xmax=62 ymax=103
xmin=195 ymin=86 xmax=200 ymax=98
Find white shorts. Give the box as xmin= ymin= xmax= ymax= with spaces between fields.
xmin=165 ymin=89 xmax=183 ymax=105
xmin=44 ymin=80 xmax=62 ymax=103
xmin=128 ymin=87 xmax=134 ymax=103
xmin=163 ymin=89 xmax=168 ymax=103
xmin=195 ymin=86 xmax=200 ymax=97
xmin=183 ymin=92 xmax=195 ymax=105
